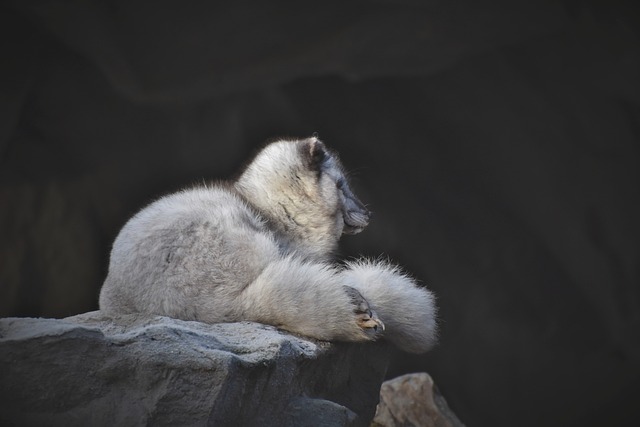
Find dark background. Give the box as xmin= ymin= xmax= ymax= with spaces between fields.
xmin=2 ymin=1 xmax=639 ymax=426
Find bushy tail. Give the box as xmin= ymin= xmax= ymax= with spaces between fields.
xmin=340 ymin=259 xmax=438 ymax=354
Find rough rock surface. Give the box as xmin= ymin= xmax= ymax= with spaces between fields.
xmin=0 ymin=311 xmax=390 ymax=426
xmin=372 ymin=373 xmax=465 ymax=427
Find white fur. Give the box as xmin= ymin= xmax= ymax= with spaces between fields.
xmin=341 ymin=260 xmax=438 ymax=353
xmin=99 ymin=137 xmax=438 ymax=353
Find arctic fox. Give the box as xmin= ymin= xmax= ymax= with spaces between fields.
xmin=99 ymin=136 xmax=437 ymax=353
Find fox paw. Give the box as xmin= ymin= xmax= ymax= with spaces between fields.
xmin=344 ymin=286 xmax=385 ymax=339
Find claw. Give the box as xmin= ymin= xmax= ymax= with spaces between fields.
xmin=344 ymin=286 xmax=385 ymax=338
xmin=359 ymin=310 xmax=385 ymax=334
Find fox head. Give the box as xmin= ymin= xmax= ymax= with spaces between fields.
xmin=235 ymin=136 xmax=370 ymax=258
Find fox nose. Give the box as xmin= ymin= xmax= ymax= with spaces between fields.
xmin=355 ymin=207 xmax=371 ymax=224
xmin=358 ymin=204 xmax=371 ymax=220
xmin=343 ymin=204 xmax=370 ymax=235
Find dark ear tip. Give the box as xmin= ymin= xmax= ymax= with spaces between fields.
xmin=306 ymin=137 xmax=326 ymax=167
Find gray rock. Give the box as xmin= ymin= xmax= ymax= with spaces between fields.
xmin=372 ymin=373 xmax=465 ymax=427
xmin=0 ymin=311 xmax=390 ymax=426
xmin=284 ymin=397 xmax=358 ymax=427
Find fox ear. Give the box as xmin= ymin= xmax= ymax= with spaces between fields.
xmin=302 ymin=137 xmax=327 ymax=170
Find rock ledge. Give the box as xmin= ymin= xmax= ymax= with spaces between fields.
xmin=0 ymin=311 xmax=390 ymax=426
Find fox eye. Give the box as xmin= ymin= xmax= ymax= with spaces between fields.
xmin=336 ymin=178 xmax=345 ymax=189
